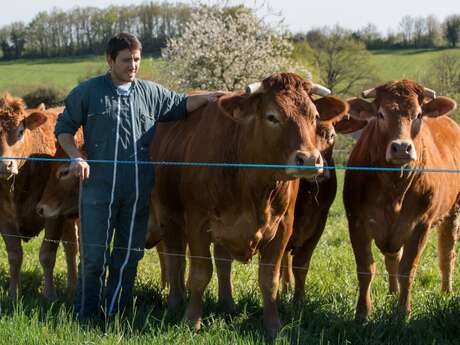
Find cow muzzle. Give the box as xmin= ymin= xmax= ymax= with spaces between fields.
xmin=36 ymin=203 xmax=60 ymax=218
xmin=286 ymin=150 xmax=324 ymax=180
xmin=0 ymin=159 xmax=18 ymax=178
xmin=386 ymin=139 xmax=417 ymax=166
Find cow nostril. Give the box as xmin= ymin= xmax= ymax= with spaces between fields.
xmin=406 ymin=144 xmax=413 ymax=154
xmin=391 ymin=143 xmax=398 ymax=153
xmin=315 ymin=155 xmax=322 ymax=165
xmin=295 ymin=156 xmax=304 ymax=166
xmin=36 ymin=207 xmax=44 ymax=217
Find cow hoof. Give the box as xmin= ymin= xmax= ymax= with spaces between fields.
xmin=292 ymin=292 xmax=305 ymax=305
xmin=184 ymin=316 xmax=202 ymax=331
xmin=7 ymin=291 xmax=18 ymax=303
xmin=218 ymin=299 xmax=237 ymax=314
xmin=167 ymin=296 xmax=185 ymax=314
xmin=43 ymin=291 xmax=58 ymax=301
xmin=354 ymin=314 xmax=369 ymax=325
xmin=264 ymin=319 xmax=281 ymax=339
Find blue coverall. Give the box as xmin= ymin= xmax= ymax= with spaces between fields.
xmin=55 ymin=73 xmax=187 ymax=319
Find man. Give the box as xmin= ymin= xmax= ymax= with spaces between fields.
xmin=55 ymin=32 xmax=222 ymax=321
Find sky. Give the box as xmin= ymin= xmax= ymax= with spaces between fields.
xmin=2 ymin=0 xmax=460 ymax=34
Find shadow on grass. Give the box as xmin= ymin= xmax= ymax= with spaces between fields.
xmin=1 ymin=267 xmax=460 ymax=345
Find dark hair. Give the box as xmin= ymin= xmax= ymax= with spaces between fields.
xmin=106 ymin=33 xmax=142 ymax=60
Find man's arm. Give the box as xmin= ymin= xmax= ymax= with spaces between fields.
xmin=58 ymin=133 xmax=90 ymax=180
xmin=55 ymin=85 xmax=90 ymax=180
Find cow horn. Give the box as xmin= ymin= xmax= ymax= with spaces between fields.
xmin=362 ymin=88 xmax=377 ymax=98
xmin=311 ymin=84 xmax=331 ymax=97
xmin=423 ymin=87 xmax=436 ymax=99
xmin=245 ymin=82 xmax=264 ymax=95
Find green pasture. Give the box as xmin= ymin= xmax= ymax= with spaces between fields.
xmin=0 ymin=55 xmax=168 ymax=97
xmin=1 ymin=49 xmax=460 ymax=344
xmin=370 ymin=48 xmax=460 ymax=82
xmin=2 ymin=48 xmax=460 ymax=98
xmin=0 ymin=171 xmax=459 ymax=345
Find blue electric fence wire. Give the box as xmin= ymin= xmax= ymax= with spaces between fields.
xmin=2 ymin=155 xmax=460 ymax=173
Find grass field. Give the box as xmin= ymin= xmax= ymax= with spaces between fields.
xmin=0 ymin=55 xmax=169 ymax=97
xmin=0 ymin=172 xmax=459 ymax=345
xmin=370 ymin=48 xmax=460 ymax=82
xmin=1 ymin=50 xmax=460 ymax=344
xmin=2 ymin=48 xmax=460 ymax=97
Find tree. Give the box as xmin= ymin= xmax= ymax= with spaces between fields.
xmin=8 ymin=22 xmax=27 ymax=58
xmin=399 ymin=15 xmax=415 ymax=47
xmin=425 ymin=15 xmax=443 ymax=47
xmin=444 ymin=15 xmax=460 ymax=48
xmin=305 ymin=26 xmax=378 ymax=96
xmin=162 ymin=5 xmax=294 ymax=91
xmin=422 ymin=53 xmax=460 ymax=98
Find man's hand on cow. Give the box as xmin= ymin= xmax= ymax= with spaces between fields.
xmin=207 ymin=91 xmax=226 ymax=103
xmin=70 ymin=157 xmax=90 ymax=181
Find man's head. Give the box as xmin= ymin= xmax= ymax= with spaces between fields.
xmin=106 ymin=33 xmax=142 ymax=85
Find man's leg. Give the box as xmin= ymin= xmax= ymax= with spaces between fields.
xmin=75 ymin=196 xmax=116 ymax=321
xmin=106 ymin=193 xmax=149 ymax=316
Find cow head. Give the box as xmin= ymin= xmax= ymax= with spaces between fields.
xmin=348 ymin=80 xmax=457 ymax=167
xmin=36 ymin=146 xmax=83 ymax=218
xmin=217 ymin=73 xmax=346 ymax=181
xmin=310 ymin=96 xmax=350 ymax=180
xmin=0 ymin=94 xmax=47 ymax=178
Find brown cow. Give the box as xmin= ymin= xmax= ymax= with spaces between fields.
xmin=0 ymin=94 xmax=76 ymax=299
xmin=216 ymin=100 xmax=352 ymax=304
xmin=151 ymin=73 xmax=347 ymax=336
xmin=281 ymin=101 xmax=353 ymax=300
xmin=343 ymin=80 xmax=459 ymax=322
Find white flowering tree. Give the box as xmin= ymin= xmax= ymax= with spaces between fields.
xmin=162 ymin=6 xmax=294 ymax=91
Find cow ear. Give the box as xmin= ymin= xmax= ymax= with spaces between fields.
xmin=24 ymin=111 xmax=47 ymax=130
xmin=422 ymin=96 xmax=457 ymax=118
xmin=217 ymin=92 xmax=254 ymax=123
xmin=347 ymin=98 xmax=376 ymax=121
xmin=334 ymin=116 xmax=368 ymax=134
xmin=314 ymin=96 xmax=349 ymax=122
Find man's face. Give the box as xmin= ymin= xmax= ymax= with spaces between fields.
xmin=107 ymin=48 xmax=141 ymax=85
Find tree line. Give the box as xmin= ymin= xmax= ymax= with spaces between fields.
xmin=2 ymin=3 xmax=460 ymax=60
xmin=0 ymin=2 xmax=193 ymax=59
xmin=295 ymin=14 xmax=460 ymax=50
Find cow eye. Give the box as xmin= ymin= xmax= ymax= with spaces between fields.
xmin=57 ymin=169 xmax=70 ymax=179
xmin=266 ymin=114 xmax=280 ymax=124
xmin=16 ymin=124 xmax=25 ymax=139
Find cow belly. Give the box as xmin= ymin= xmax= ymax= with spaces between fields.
xmin=209 ymin=212 xmax=281 ymax=262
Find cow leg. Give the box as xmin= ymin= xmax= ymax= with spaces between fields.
xmin=437 ymin=208 xmax=460 ymax=293
xmin=292 ymin=223 xmax=325 ymax=303
xmin=2 ymin=233 xmax=23 ymax=301
xmin=398 ymin=223 xmax=430 ymax=316
xmin=156 ymin=242 xmax=168 ymax=290
xmin=280 ymin=253 xmax=294 ymax=293
xmin=162 ymin=218 xmax=187 ymax=312
xmin=259 ymin=216 xmax=293 ymax=338
xmin=184 ymin=223 xmax=212 ymax=331
xmin=214 ymin=244 xmax=236 ymax=312
xmin=384 ymin=249 xmax=402 ymax=294
xmin=62 ymin=219 xmax=78 ymax=292
xmin=349 ymin=222 xmax=375 ymax=323
xmin=40 ymin=217 xmax=62 ymax=300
